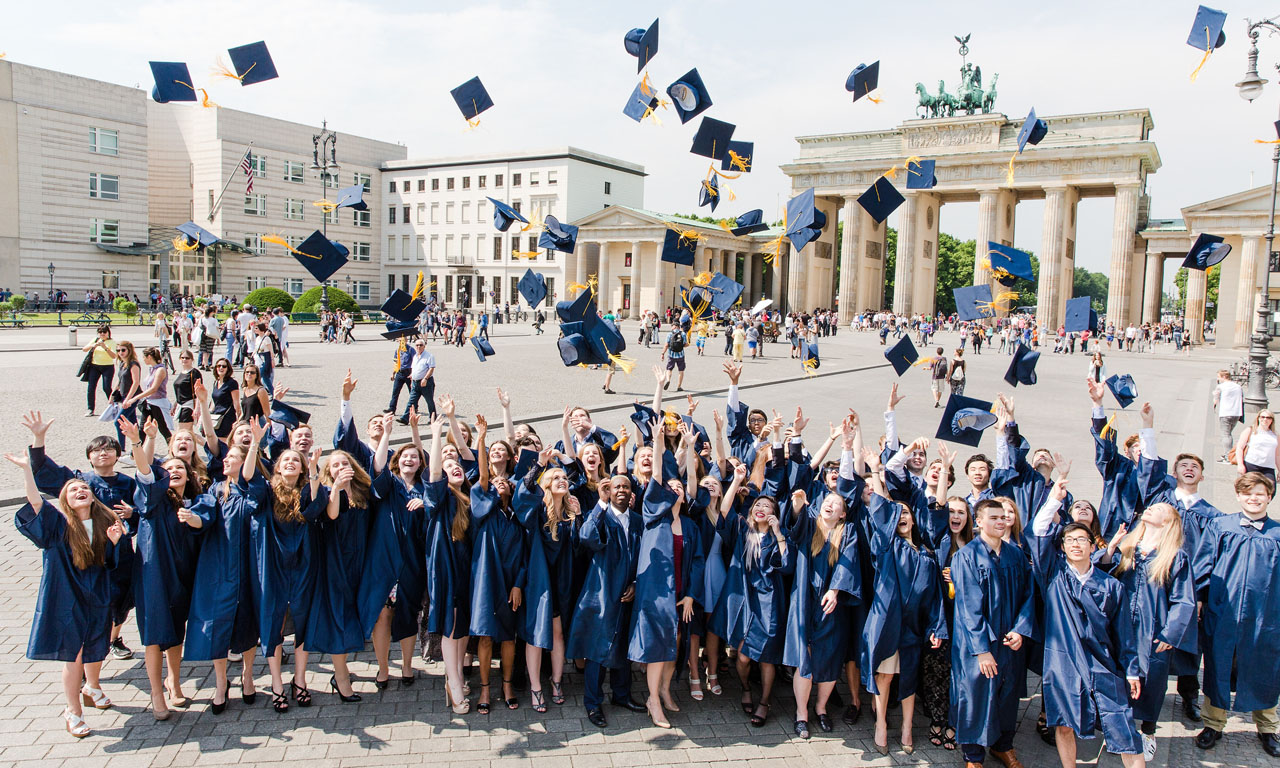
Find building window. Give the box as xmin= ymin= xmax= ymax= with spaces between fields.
xmin=88 ymin=173 xmax=119 ymax=200
xmin=249 ymin=155 xmax=266 ymax=177
xmin=1270 ymin=251 xmax=1280 ymax=273
xmin=495 ymin=173 xmax=504 ymax=187
xmin=417 ymin=179 xmax=425 ymax=192
xmin=513 ymin=173 xmax=522 ymax=187
xmin=625 ymin=253 xmax=632 ymax=267
xmin=244 ymin=194 xmax=267 ymax=216
xmin=416 ymin=236 xmax=425 ymax=261
xmin=352 ymin=242 xmax=371 ymax=262
xmin=431 ymin=178 xmax=440 ymax=191
xmin=445 ymin=202 xmax=455 ymax=224
xmin=286 ymin=234 xmax=303 ymax=251
xmin=89 ymin=127 xmax=119 ymax=156
xmin=478 ymin=175 xmax=487 ymax=189
xmin=89 ymin=218 xmax=119 ymax=244
xmin=493 ymin=236 xmax=503 ymax=261
xmin=430 ymin=203 xmax=440 ymax=224
xmin=354 ymin=209 xmax=371 ymax=228
xmin=462 ymin=176 xmax=471 ymax=190
xmin=246 ymin=276 xmax=266 ymax=292
xmin=548 ymin=170 xmax=559 ymax=186
xmin=477 ymin=199 xmax=487 ymax=224
xmin=353 ymin=173 xmax=371 ymax=192
xmin=324 ymin=207 xmax=339 ymax=226
xmin=388 ymin=274 xmax=396 ymax=296
xmin=461 ymin=201 xmax=470 ymax=224
xmin=283 ymin=160 xmax=305 ymax=183
xmin=446 ymin=177 xmax=455 ymax=191
xmin=544 ymin=277 xmax=555 ymax=305
xmin=530 ymin=172 xmax=540 ymax=187
xmin=389 ymin=180 xmax=397 ymax=193
xmin=284 ymin=198 xmax=304 ymax=220
xmin=387 ymin=236 xmax=397 ymax=261
xmin=445 ymin=275 xmax=453 ymax=303
xmin=527 ymin=235 xmax=537 ymax=252
xmin=402 ymin=205 xmax=410 ymax=223
xmin=243 ymin=233 xmax=265 ymax=255
xmin=493 ymin=278 xmax=502 ymax=303
xmin=604 ymin=181 xmax=612 ymax=195
xmin=102 ymin=270 xmax=120 ymax=289
xmin=513 ymin=201 xmax=522 ymax=214
xmin=430 ymin=235 xmax=438 ymax=261
xmin=325 ymin=172 xmax=341 ymax=189
xmin=283 ymin=278 xmax=303 ymax=297
xmin=351 ymin=281 xmax=370 ymax=301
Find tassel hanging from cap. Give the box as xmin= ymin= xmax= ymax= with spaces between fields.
xmin=638 ymin=72 xmax=671 ymax=125
xmin=519 ymin=211 xmax=545 ymax=233
xmin=726 ymin=150 xmax=751 ymax=173
xmin=175 ymin=80 xmax=217 ymax=108
xmin=410 ymin=271 xmax=425 ymax=301
xmin=210 ymin=57 xmax=254 ymax=82
xmin=708 ymin=163 xmax=742 ymax=182
xmin=511 ymin=250 xmax=540 ymax=259
xmin=802 ymin=357 xmax=820 ymax=377
xmin=262 ymin=233 xmax=313 ymax=258
xmin=978 ymin=255 xmax=1013 ymax=283
xmin=1098 ymin=412 xmax=1118 ymax=440
xmin=312 ymin=199 xmax=339 ymax=212
xmin=1190 ymin=27 xmax=1213 ymax=82
xmin=666 ymin=223 xmax=702 ymax=248
xmin=762 ymin=208 xmax=788 ymax=267
xmin=911 ymin=356 xmax=940 ymax=370
xmin=392 ymin=336 xmax=407 ymax=374
xmin=1005 ymin=154 xmax=1018 ymax=186
xmin=1257 ymin=138 xmax=1280 ymax=144
xmin=172 ymin=236 xmax=200 ymax=253
xmin=692 ymin=272 xmax=715 ymax=287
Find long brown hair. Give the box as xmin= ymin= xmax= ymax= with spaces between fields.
xmin=321 ymin=450 xmax=371 ymax=509
xmin=1115 ymin=502 xmax=1185 ymax=587
xmin=58 ymin=481 xmax=115 ymax=570
xmin=945 ymin=496 xmax=975 ymax=559
xmin=809 ymin=495 xmax=847 ymax=568
xmin=116 ymin=340 xmax=139 ymax=372
xmin=163 ymin=458 xmax=200 ymax=509
xmin=449 ymin=482 xmax=471 ymax=542
xmin=169 ymin=429 xmax=210 ymax=489
xmin=270 ymin=450 xmax=309 ymax=523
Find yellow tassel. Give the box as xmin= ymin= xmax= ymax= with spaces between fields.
xmin=911 ymin=356 xmax=940 ymax=369
xmin=692 ymin=272 xmax=714 ymax=287
xmin=948 ymin=583 xmax=955 ymax=600
xmin=638 ymin=71 xmax=657 ymax=99
xmin=802 ymin=358 xmax=820 ymax=377
xmin=467 ymin=320 xmax=478 ymax=339
xmin=174 ymin=80 xmax=217 ymax=108
xmin=512 ymin=250 xmax=540 ymax=259
xmin=312 ymin=199 xmax=338 ymax=212
xmin=171 ymin=236 xmax=199 ymax=252
xmin=410 ymin=271 xmax=425 ymax=301
xmin=709 ymin=162 xmax=742 ymax=182
xmin=1099 ymin=412 xmax=1118 ymax=440
xmin=392 ymin=337 xmax=406 ymax=374
xmin=1190 ymin=27 xmax=1213 ymax=82
xmin=884 ymin=165 xmax=900 ymax=181
xmin=637 ymin=75 xmax=671 ymax=126
xmin=701 ymin=179 xmax=719 ymax=199
xmin=666 ymin=223 xmax=702 ymax=247
xmin=717 ymin=219 xmax=735 ymax=233
xmin=608 ymin=352 xmax=637 ymax=375
xmin=263 ymin=233 xmax=316 ymax=259
xmin=519 ymin=211 xmax=545 ymax=233
xmin=979 ymin=255 xmax=1014 ymax=283
xmin=567 ymin=282 xmax=588 ymax=295
xmin=867 ymin=95 xmax=882 ymax=104
xmin=727 ymin=150 xmax=751 ymax=173
xmin=1006 ymin=154 xmax=1017 ymax=186
xmin=210 ymin=57 xmax=254 ymax=82
xmin=1257 ymin=139 xmax=1280 ymax=144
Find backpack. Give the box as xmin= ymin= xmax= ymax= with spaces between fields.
xmin=668 ymin=331 xmax=686 ymax=353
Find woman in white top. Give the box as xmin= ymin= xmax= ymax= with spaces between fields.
xmin=1236 ymin=409 xmax=1278 ymax=484
xmin=1087 ymin=352 xmax=1105 ymax=384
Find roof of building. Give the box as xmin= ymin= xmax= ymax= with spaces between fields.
xmin=576 ymin=204 xmax=786 ymax=239
xmin=95 ymin=225 xmax=253 ymax=257
xmin=383 ymin=146 xmax=645 ymax=176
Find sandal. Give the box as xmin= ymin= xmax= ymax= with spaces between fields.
xmin=688 ymin=676 xmax=704 ymax=702
xmin=531 ymin=688 xmax=547 ymax=714
xmin=750 ymin=703 xmax=770 ymax=728
xmin=290 ymin=679 xmax=312 ymax=707
xmin=929 ymin=722 xmax=946 ymax=747
xmin=271 ymin=687 xmax=289 ymax=713
xmin=943 ymin=725 xmax=958 ymax=751
xmin=705 ymin=672 xmax=722 ymax=696
xmin=477 ymin=684 xmax=491 ymax=715
xmin=504 ymin=679 xmax=520 ymax=710
xmin=740 ymin=691 xmax=754 ymax=715
xmin=81 ymin=685 xmax=112 ymax=710
xmin=63 ymin=708 xmax=91 ymax=738
xmin=550 ymin=679 xmax=565 ymax=706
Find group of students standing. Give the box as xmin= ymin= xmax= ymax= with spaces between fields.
xmin=14 ymin=357 xmax=1280 ymax=768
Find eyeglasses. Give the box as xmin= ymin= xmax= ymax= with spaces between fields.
xmin=1062 ymin=536 xmax=1093 ymax=545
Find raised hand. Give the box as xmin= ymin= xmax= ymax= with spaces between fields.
xmin=1086 ymin=377 xmax=1106 ymax=405
xmin=342 ymin=369 xmax=358 ymax=400
xmin=733 ymin=462 xmax=748 ymax=482
xmin=1140 ymin=402 xmax=1154 ymax=429
xmin=437 ymin=394 xmax=456 ymax=418
xmin=686 ymin=394 xmax=698 ymax=416
xmin=273 ymin=385 xmax=290 ymax=402
xmin=793 ymin=406 xmax=808 ymax=435
xmin=537 ymin=446 xmax=557 ymax=466
xmin=907 ymin=436 xmax=930 ymax=456
xmin=407 ymin=407 xmax=421 ymax=430
xmin=1052 ymin=452 xmax=1071 ymax=479
xmin=105 ymin=520 xmax=125 ymax=544
xmin=249 ymin=417 xmax=267 ymax=445
xmin=117 ymin=417 xmax=140 ymax=444
xmin=791 ymin=488 xmax=808 ymax=511
xmin=20 ymin=410 xmax=53 ymax=440
xmin=496 ymin=387 xmax=510 ymax=408
xmin=112 ymin=501 xmax=134 ymax=520
xmin=887 ymin=382 xmax=905 ymax=411
xmin=861 ymin=447 xmax=883 ymax=472
xmin=3 ymin=452 xmax=29 ymax=469
xmin=937 ymin=442 xmax=956 ymax=467
xmin=142 ymin=417 xmax=159 ymax=439
xmin=711 ymin=409 xmax=724 ymax=432
xmin=566 ymin=495 xmax=582 ymax=518
xmin=309 ymin=445 xmax=324 ymax=468
xmin=723 ymin=360 xmax=742 ymax=385
xmin=653 ymin=364 xmax=665 ymax=384
xmin=474 ymin=413 xmax=489 ymax=433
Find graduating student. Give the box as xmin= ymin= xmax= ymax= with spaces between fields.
xmin=722 ymin=361 xmax=769 ymax=466
xmin=1029 ymin=476 xmax=1146 ymax=768
xmin=920 ymin=496 xmax=973 ymax=751
xmin=1087 ymin=378 xmax=1142 ymax=539
xmin=332 ymin=370 xmax=393 ymax=476
xmin=861 ymin=446 xmax=947 ymax=756
xmin=1098 ymin=501 xmax=1195 ymax=762
xmin=628 ymin=421 xmax=705 ymax=729
xmin=949 ymin=497 xmax=1036 ymax=768
xmin=963 ymin=454 xmax=995 ymax=510
xmin=468 ymin=414 xmax=529 ymax=714
xmin=6 ymin=452 xmax=127 ymax=738
xmin=1191 ymin=472 xmax=1280 ymax=758
xmin=991 ymin=394 xmax=1070 ymax=526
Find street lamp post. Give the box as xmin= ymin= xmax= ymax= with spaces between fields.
xmin=311 ymin=121 xmax=340 ymax=314
xmin=47 ymin=263 xmax=54 ymax=303
xmin=1236 ymin=18 xmax=1280 ymax=415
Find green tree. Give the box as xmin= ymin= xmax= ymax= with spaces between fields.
xmin=933 ymin=234 xmax=976 ymax=314
xmin=10 ymin=294 xmax=26 ymax=313
xmin=120 ymin=301 xmax=138 ymax=319
xmin=292 ymin=286 xmax=357 ymax=314
xmin=884 ymin=227 xmax=898 ymax=308
xmin=1072 ymin=268 xmax=1110 ymax=311
xmin=1173 ymin=265 xmax=1220 ymax=322
xmin=243 ymin=287 xmax=296 ymax=313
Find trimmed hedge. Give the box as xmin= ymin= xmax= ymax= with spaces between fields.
xmin=292 ymin=286 xmax=357 ymax=314
xmin=242 ymin=287 xmax=296 ymax=313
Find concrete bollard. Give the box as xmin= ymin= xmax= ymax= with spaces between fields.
xmin=68 ymin=326 xmax=77 ymax=346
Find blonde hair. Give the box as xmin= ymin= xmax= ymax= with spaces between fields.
xmin=996 ymin=495 xmax=1024 ymax=540
xmin=270 ymin=450 xmax=309 ymax=523
xmin=449 ymin=482 xmax=471 ymax=542
xmin=810 ymin=511 xmax=847 ymax=568
xmin=57 ymin=481 xmax=115 ymax=570
xmin=1256 ymin=409 xmax=1276 ymax=430
xmin=1114 ymin=502 xmax=1185 ymax=587
xmin=539 ymin=468 xmax=576 ymax=541
xmin=320 ymin=450 xmax=372 ymax=510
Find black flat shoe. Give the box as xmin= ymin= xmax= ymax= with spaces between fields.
xmin=793 ymin=719 xmax=809 ymax=739
xmin=587 ymin=708 xmax=608 ymax=728
xmin=611 ymin=696 xmax=646 ymax=713
xmin=816 ymin=713 xmax=833 ymax=733
xmin=374 ymin=674 xmax=389 ymax=691
xmin=1195 ymin=727 xmax=1222 ymax=750
xmin=1262 ymin=732 xmax=1280 ymax=757
xmin=1184 ymin=698 xmax=1202 ymax=722
xmin=329 ymin=676 xmax=361 ymax=703
xmin=842 ymin=704 xmax=862 ymax=725
xmin=400 ymin=673 xmax=415 ymax=687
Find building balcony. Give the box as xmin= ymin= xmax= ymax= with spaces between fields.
xmin=445 ymin=254 xmax=471 ymax=266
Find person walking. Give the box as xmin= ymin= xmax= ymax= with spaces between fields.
xmin=1235 ymin=409 xmax=1278 ymax=484
xmin=1213 ymin=370 xmax=1244 ymax=464
xmin=948 ymin=349 xmax=967 ymax=398
xmin=661 ymin=326 xmax=688 ymax=393
xmin=80 ymin=325 xmax=117 ymax=418
xmin=399 ymin=339 xmax=436 ymax=424
xmin=388 ymin=342 xmax=415 ymax=416
xmin=929 ymin=347 xmax=949 ymax=408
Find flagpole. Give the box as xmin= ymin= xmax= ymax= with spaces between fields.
xmin=208 ymin=144 xmax=254 ymax=223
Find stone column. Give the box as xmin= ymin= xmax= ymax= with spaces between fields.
xmin=1105 ymin=183 xmax=1142 ymax=328
xmin=1141 ymin=252 xmax=1164 ymax=325
xmin=652 ymin=241 xmax=666 ymax=312
xmin=974 ymin=189 xmax=1000 ymax=289
xmin=913 ymin=194 xmax=941 ymax=316
xmin=893 ymin=193 xmax=919 ymax=315
xmin=838 ymin=196 xmax=861 ymax=324
xmin=630 ymin=240 xmax=644 ymax=317
xmin=787 ymin=243 xmax=805 ymax=313
xmin=742 ymin=252 xmax=755 ymax=305
xmin=1035 ymin=187 xmax=1068 ymax=332
xmin=596 ymin=242 xmax=611 ymax=312
xmin=574 ymin=241 xmax=587 ymax=287
xmin=1236 ymin=235 xmax=1266 ymax=347
xmin=1185 ymin=267 xmax=1207 ymax=344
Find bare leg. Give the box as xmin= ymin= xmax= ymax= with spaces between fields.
xmin=267 ymin=645 xmax=285 ymax=696
xmin=735 ymin=650 xmax=753 ymax=712
xmin=1119 ymin=752 xmax=1146 ymax=768
xmin=815 ymin=680 xmax=836 ymax=716
xmin=144 ymin=645 xmax=168 ymax=715
xmin=83 ymin=659 xmax=103 ymax=691
xmin=293 ymin=649 xmax=310 ymax=691
xmin=549 ymin=617 xmax=565 ymax=692
xmin=371 ymin=607 xmax=393 ymax=682
xmin=164 ymin=645 xmax=186 ymax=701
xmin=755 ymin=662 xmax=776 ymax=721
xmin=1054 ymin=725 xmax=1076 ymax=768
xmin=440 ymin=635 xmax=467 ymax=702
xmin=524 ymin=641 xmax=543 ymax=698
xmin=900 ymin=693 xmax=916 ymax=749
xmin=793 ymin=673 xmax=813 ymax=721
xmin=873 ymin=672 xmax=893 ymax=749
xmin=240 ymin=648 xmax=257 ymax=696
xmin=398 ymin=636 xmax=416 ymax=679
xmin=660 ymin=660 xmax=678 ymax=711
xmin=703 ymin=633 xmax=722 ymax=694
xmin=477 ymin=637 xmax=493 ymax=705
xmin=645 ymin=662 xmax=669 ymax=726
xmin=212 ymin=658 xmax=229 ymax=705
xmin=62 ymin=656 xmax=85 ymax=717
xmin=845 ymin=661 xmax=862 ymax=714
xmin=331 ymin=654 xmax=354 ymax=696
xmin=500 ymin=640 xmax=516 ymax=705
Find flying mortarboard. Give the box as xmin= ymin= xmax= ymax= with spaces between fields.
xmin=905 ymin=158 xmax=937 ymax=189
xmin=801 ymin=342 xmax=821 ymax=373
xmin=557 ymin=333 xmax=593 ymax=366
xmin=472 ymin=336 xmax=496 ymax=363
xmin=1003 ymin=343 xmax=1039 ymax=387
xmin=1105 ymin=373 xmax=1138 ymax=409
xmin=785 ymin=188 xmax=827 ymax=252
xmin=661 ymin=228 xmax=698 ymax=266
xmin=517 ymin=268 xmax=547 ymax=307
xmin=381 ymin=321 xmax=419 ymax=340
xmin=690 ymin=117 xmax=735 ymax=161
xmin=1182 ymin=233 xmax=1231 ymax=270
xmin=730 ymin=209 xmax=769 ymax=236
xmin=703 ymin=272 xmax=744 ymax=312
xmin=334 ymin=185 xmax=368 ymax=211
xmin=623 ymin=80 xmax=660 ymax=122
xmin=451 ymin=77 xmax=494 ymax=124
xmin=857 ymin=176 xmax=904 ymax=224
xmin=936 ymin=394 xmax=997 ymax=448
xmin=667 ymin=68 xmax=712 ymax=124
xmin=269 ymin=401 xmax=311 ymax=429
xmin=698 ymin=175 xmax=721 ymax=212
xmin=488 ymin=197 xmax=528 ymax=232
xmin=952 ymin=284 xmax=997 ymax=323
xmin=722 ymin=141 xmax=753 ymax=173
xmin=1016 ymin=109 xmax=1048 ymax=154
xmin=149 ymin=61 xmax=197 ymax=104
xmin=1187 ymin=5 xmax=1228 ymax=51
xmin=683 ymin=286 xmax=712 ymax=318
xmin=176 ymin=221 xmax=219 ymax=248
xmin=538 ymin=215 xmax=579 ymax=254
xmin=380 ymin=289 xmax=427 ymax=324
xmin=884 ymin=334 xmax=919 ymax=376
xmin=290 ymin=230 xmax=348 ymax=283
xmin=1063 ymin=296 xmax=1099 ymax=334
xmin=624 ymin=18 xmax=659 ymax=73
xmin=557 ymin=284 xmax=597 ymax=324
xmin=845 ymin=61 xmax=880 ymax=103
xmin=985 ymin=242 xmax=1035 ymax=285
xmin=225 ymin=41 xmax=279 ymax=86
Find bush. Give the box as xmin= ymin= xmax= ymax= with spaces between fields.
xmin=293 ymin=286 xmax=358 ymax=314
xmin=242 ymin=287 xmax=296 ymax=313
xmin=0 ymin=302 xmax=12 ymax=315
xmin=120 ymin=301 xmax=138 ymax=318
xmin=112 ymin=296 xmax=127 ymax=312
xmin=193 ymin=296 xmax=208 ymax=307
xmin=9 ymin=295 xmax=25 ymax=312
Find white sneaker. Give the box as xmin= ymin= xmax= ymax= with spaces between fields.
xmin=1141 ymin=733 xmax=1157 ymax=761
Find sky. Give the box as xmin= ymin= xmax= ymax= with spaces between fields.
xmin=8 ymin=0 xmax=1280 ymax=284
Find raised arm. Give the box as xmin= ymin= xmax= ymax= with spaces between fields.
xmin=936 ymin=443 xmax=955 ymax=501
xmin=650 ymin=364 xmax=665 ymax=421
xmin=721 ymin=461 xmax=747 ymax=516
xmin=307 ymin=445 xmax=323 ymax=499
xmin=194 ymin=376 xmax=217 ymax=439
xmin=371 ymin=412 xmax=394 ymax=476
xmin=119 ymin=417 xmax=148 ymax=470
xmin=682 ymin=421 xmax=698 ymax=500
xmin=497 ymin=388 xmax=516 ymax=445
xmin=428 ymin=413 xmax=446 ymax=483
xmin=4 ymin=452 xmax=43 ymax=509
xmin=560 ymin=406 xmax=577 ymax=460
xmin=711 ymin=408 xmax=728 ymax=472
xmin=475 ymin=413 xmax=491 ymax=488
xmin=439 ymin=394 xmax=475 ymax=461
xmin=242 ymin=418 xmax=266 ymax=483
xmin=651 ymin=415 xmax=664 ymax=485
xmin=863 ymin=447 xmax=887 ymax=499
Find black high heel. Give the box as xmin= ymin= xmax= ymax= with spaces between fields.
xmin=240 ymin=682 xmax=257 ymax=706
xmin=290 ymin=679 xmax=311 ymax=707
xmin=211 ymin=680 xmax=229 ymax=715
xmin=400 ymin=672 xmax=415 ymax=687
xmin=271 ymin=687 xmax=289 ymax=713
xmin=330 ymin=675 xmax=362 ymax=703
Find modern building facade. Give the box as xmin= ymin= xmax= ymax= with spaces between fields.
xmin=381 ymin=148 xmax=644 ymax=309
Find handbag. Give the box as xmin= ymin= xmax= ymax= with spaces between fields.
xmin=76 ymin=348 xmax=95 ymax=381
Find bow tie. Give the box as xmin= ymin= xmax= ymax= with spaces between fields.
xmin=1241 ymin=517 xmax=1266 ymax=531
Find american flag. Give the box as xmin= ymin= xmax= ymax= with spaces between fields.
xmin=240 ymin=152 xmax=254 ymax=194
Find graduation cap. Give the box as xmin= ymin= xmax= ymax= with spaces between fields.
xmin=690 ymin=117 xmax=735 ymax=161
xmin=857 ymin=176 xmax=905 ymax=224
xmin=1064 ymin=296 xmax=1099 ymax=334
xmin=175 ymin=221 xmax=219 ymax=249
xmin=623 ymin=18 xmax=659 ymax=72
xmin=291 ymin=230 xmax=348 ymax=282
xmin=451 ymin=77 xmax=493 ymax=123
xmin=846 ymin=61 xmax=880 ymax=102
xmin=334 ymin=185 xmax=368 ymax=211
xmin=538 ymin=215 xmax=578 ymax=254
xmin=1187 ymin=5 xmax=1227 ymax=51
xmin=1004 ymin=343 xmax=1039 ymax=387
xmin=936 ymin=394 xmax=997 ymax=448
xmin=517 ymin=268 xmax=547 ymax=307
xmin=622 ymin=80 xmax=660 ymax=122
xmin=905 ymin=158 xmax=937 ymax=189
xmin=381 ymin=321 xmax=419 ymax=340
xmin=785 ymin=188 xmax=827 ymax=252
xmin=557 ymin=333 xmax=593 ymax=366
xmin=953 ymin=284 xmax=996 ymax=322
xmin=722 ymin=141 xmax=753 ymax=173
xmin=472 ymin=336 xmax=496 ymax=362
xmin=1016 ymin=109 xmax=1049 ymax=154
xmin=487 ymin=197 xmax=527 ymax=231
xmin=381 ymin=289 xmax=427 ymax=324
xmin=586 ymin=318 xmax=627 ymax=363
xmin=884 ymin=334 xmax=918 ymax=376
xmin=1106 ymin=373 xmax=1138 ymax=409
xmin=985 ymin=242 xmax=1035 ymax=285
xmin=225 ymin=41 xmax=279 ymax=86
xmin=149 ymin=61 xmax=197 ymax=104
xmin=1182 ymin=233 xmax=1231 ymax=270
xmin=801 ymin=341 xmax=821 ymax=372
xmin=667 ymin=68 xmax=712 ymax=124
xmin=661 ymin=227 xmax=698 ymax=266
xmin=269 ymin=401 xmax=311 ymax=429
xmin=730 ymin=209 xmax=769 ymax=236
xmin=683 ymin=286 xmax=712 ymax=318
xmin=698 ymin=175 xmax=721 ymax=212
xmin=556 ymin=284 xmax=597 ymax=324
xmin=703 ymin=272 xmax=744 ymax=312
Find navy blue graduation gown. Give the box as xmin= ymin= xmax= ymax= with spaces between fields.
xmin=132 ymin=465 xmax=208 ymax=650
xmin=688 ymin=494 xmax=727 ymax=640
xmin=245 ymin=477 xmax=324 ymax=654
xmin=1091 ymin=418 xmax=1141 ymax=541
xmin=16 ymin=501 xmax=125 ymax=662
xmin=1193 ymin=512 xmax=1280 ymax=713
xmin=782 ymin=499 xmax=862 ymax=682
xmin=1028 ymin=529 xmax=1141 ymax=752
xmin=554 ymin=425 xmax=620 ymax=469
xmin=1102 ymin=546 xmax=1196 ymax=722
xmin=713 ymin=506 xmax=795 ymax=664
xmin=566 ymin=501 xmax=641 ymax=668
xmin=184 ymin=480 xmax=259 ymax=660
xmin=420 ymin=479 xmax=472 ymax=639
xmin=306 ymin=487 xmax=369 ymax=655
xmin=513 ymin=470 xmax=580 ymax=650
xmin=332 ymin=416 xmax=390 ymax=477
xmin=628 ymin=481 xmax=706 ymax=664
xmin=860 ymin=495 xmax=947 ymax=697
xmin=358 ymin=471 xmax=427 ymax=642
xmin=725 ymin=400 xmax=758 ymax=467
xmin=469 ymin=483 xmax=528 ymax=642
xmin=948 ymin=537 xmax=1037 ymax=747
